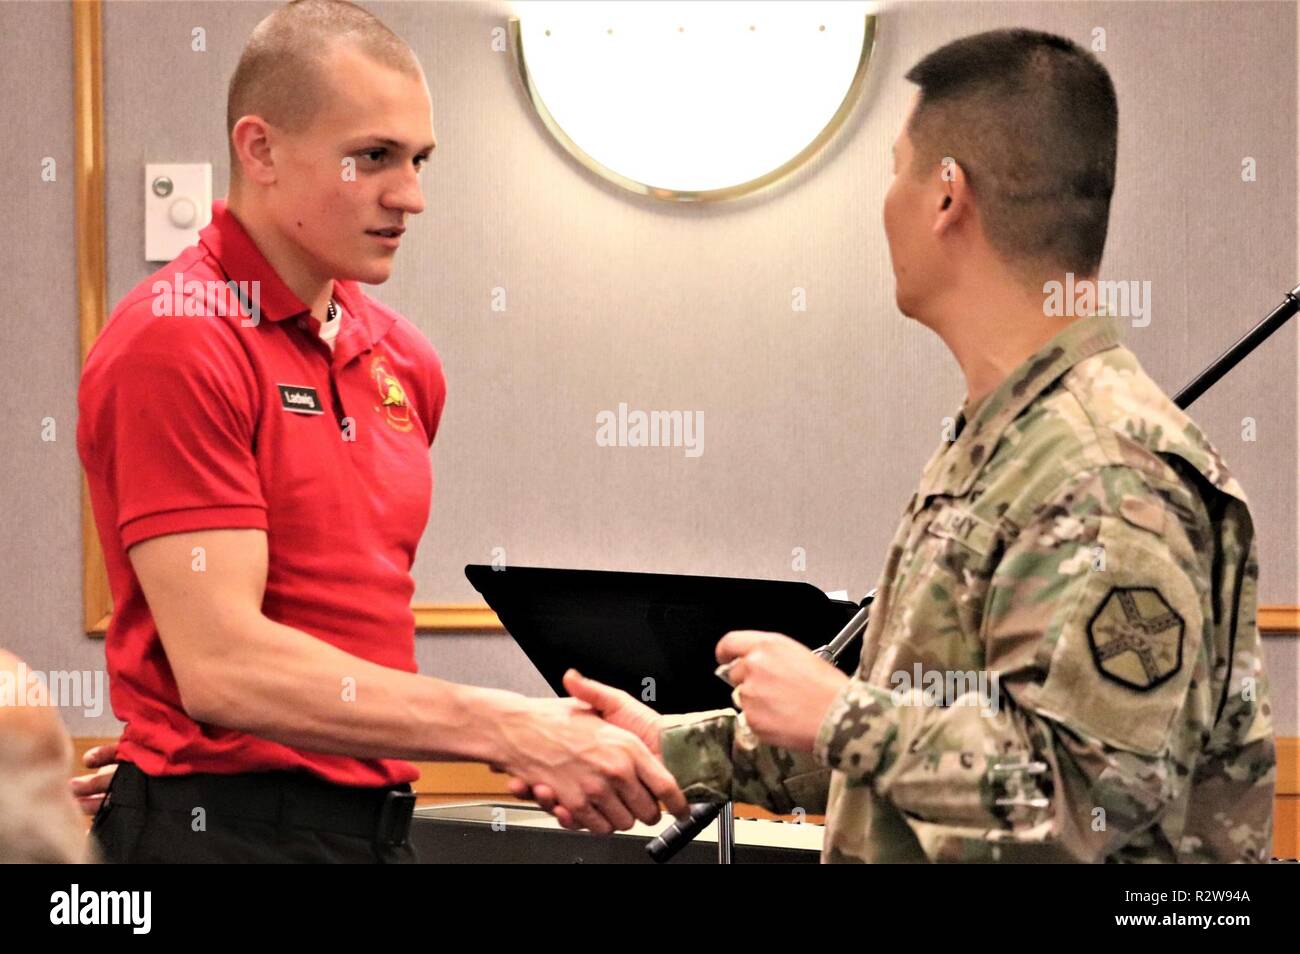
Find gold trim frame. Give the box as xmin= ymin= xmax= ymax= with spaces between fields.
xmin=412 ymin=604 xmax=502 ymax=632
xmin=509 ymin=13 xmax=879 ymax=202
xmin=69 ymin=5 xmax=1297 ymax=639
xmin=75 ymin=0 xmax=112 ymax=635
xmin=1259 ymin=606 xmax=1300 ymax=634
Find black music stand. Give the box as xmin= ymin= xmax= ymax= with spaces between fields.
xmin=465 ymin=565 xmax=860 ymax=714
xmin=465 ymin=564 xmax=861 ymax=862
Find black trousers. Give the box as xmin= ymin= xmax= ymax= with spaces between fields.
xmin=91 ymin=762 xmax=418 ymax=864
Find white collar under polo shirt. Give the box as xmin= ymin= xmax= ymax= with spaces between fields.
xmin=77 ymin=198 xmax=447 ymax=787
xmin=320 ymin=300 xmax=344 ymax=351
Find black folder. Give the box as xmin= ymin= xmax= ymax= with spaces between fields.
xmin=465 ymin=565 xmax=861 ymax=713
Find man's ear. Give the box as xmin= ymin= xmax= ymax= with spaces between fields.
xmin=933 ymin=186 xmax=961 ymax=237
xmin=935 ymin=160 xmax=967 ymax=235
xmin=231 ymin=115 xmax=277 ymax=187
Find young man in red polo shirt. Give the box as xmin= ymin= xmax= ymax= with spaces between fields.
xmin=75 ymin=0 xmax=685 ymax=863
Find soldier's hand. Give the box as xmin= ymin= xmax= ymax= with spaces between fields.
xmin=504 ymin=669 xmax=671 ymax=828
xmin=69 ymin=740 xmax=119 ymax=815
xmin=716 ymin=630 xmax=849 ymax=752
xmin=495 ymin=696 xmax=688 ymax=834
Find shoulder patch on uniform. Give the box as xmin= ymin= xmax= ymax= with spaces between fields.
xmin=1087 ymin=586 xmax=1184 ymax=690
xmin=1118 ymin=493 xmax=1166 ymax=535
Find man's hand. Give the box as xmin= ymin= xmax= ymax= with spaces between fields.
xmin=562 ymin=668 xmax=665 ymax=754
xmin=69 ymin=741 xmax=119 ymax=815
xmin=494 ymin=688 xmax=685 ymax=835
xmin=716 ymin=630 xmax=849 ymax=752
xmin=504 ymin=669 xmax=669 ymax=829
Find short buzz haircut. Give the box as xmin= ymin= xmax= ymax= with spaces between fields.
xmin=226 ymin=0 xmax=422 ymax=178
xmin=904 ymin=28 xmax=1118 ymax=283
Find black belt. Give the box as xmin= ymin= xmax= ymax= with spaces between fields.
xmin=107 ymin=762 xmax=416 ymax=848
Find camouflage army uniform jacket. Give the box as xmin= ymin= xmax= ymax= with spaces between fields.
xmin=660 ymin=315 xmax=1275 ymax=862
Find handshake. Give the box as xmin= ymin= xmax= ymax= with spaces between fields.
xmin=71 ymin=632 xmax=849 ymax=836
xmin=493 ymin=628 xmax=850 ymax=833
xmin=492 ymin=669 xmax=687 ymax=833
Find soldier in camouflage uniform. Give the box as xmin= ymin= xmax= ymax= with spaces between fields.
xmin=514 ymin=28 xmax=1276 ymax=862
xmin=656 ymin=312 xmax=1275 ymax=863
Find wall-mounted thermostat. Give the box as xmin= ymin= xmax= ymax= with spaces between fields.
xmin=145 ymin=163 xmax=211 ymax=262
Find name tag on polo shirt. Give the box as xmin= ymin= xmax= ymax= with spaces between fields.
xmin=277 ymin=384 xmax=324 ymax=415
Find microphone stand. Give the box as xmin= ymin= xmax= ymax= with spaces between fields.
xmin=647 ymin=281 xmax=1299 ymax=864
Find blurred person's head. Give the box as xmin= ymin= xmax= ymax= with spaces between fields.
xmin=883 ymin=28 xmax=1118 ymax=334
xmin=0 ymin=651 xmax=92 ymax=863
xmin=225 ymin=0 xmax=436 ymax=293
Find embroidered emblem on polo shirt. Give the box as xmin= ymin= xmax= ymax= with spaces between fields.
xmin=277 ymin=384 xmax=324 ymax=415
xmin=370 ymin=354 xmax=412 ymax=432
xmin=1086 ymin=586 xmax=1184 ymax=691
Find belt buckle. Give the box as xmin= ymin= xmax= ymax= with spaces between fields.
xmin=376 ymin=790 xmax=416 ymax=848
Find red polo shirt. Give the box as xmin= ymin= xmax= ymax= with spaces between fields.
xmin=77 ymin=199 xmax=446 ymax=786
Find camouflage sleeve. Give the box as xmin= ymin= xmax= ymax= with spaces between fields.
xmin=812 ymin=465 xmax=1268 ymax=862
xmin=659 ymin=709 xmax=830 ymax=814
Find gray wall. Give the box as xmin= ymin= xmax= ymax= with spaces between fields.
xmin=1 ymin=0 xmax=1296 ymax=738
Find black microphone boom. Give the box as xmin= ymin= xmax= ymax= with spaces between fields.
xmin=1173 ymin=283 xmax=1300 ymax=410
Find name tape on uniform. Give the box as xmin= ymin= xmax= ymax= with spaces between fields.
xmin=277 ymin=384 xmax=324 ymax=415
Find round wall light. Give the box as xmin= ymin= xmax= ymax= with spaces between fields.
xmin=510 ymin=1 xmax=879 ymax=202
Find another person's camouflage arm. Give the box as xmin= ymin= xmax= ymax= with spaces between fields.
xmin=812 ymin=466 xmax=1274 ymax=862
xmin=659 ymin=710 xmax=830 ymax=814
